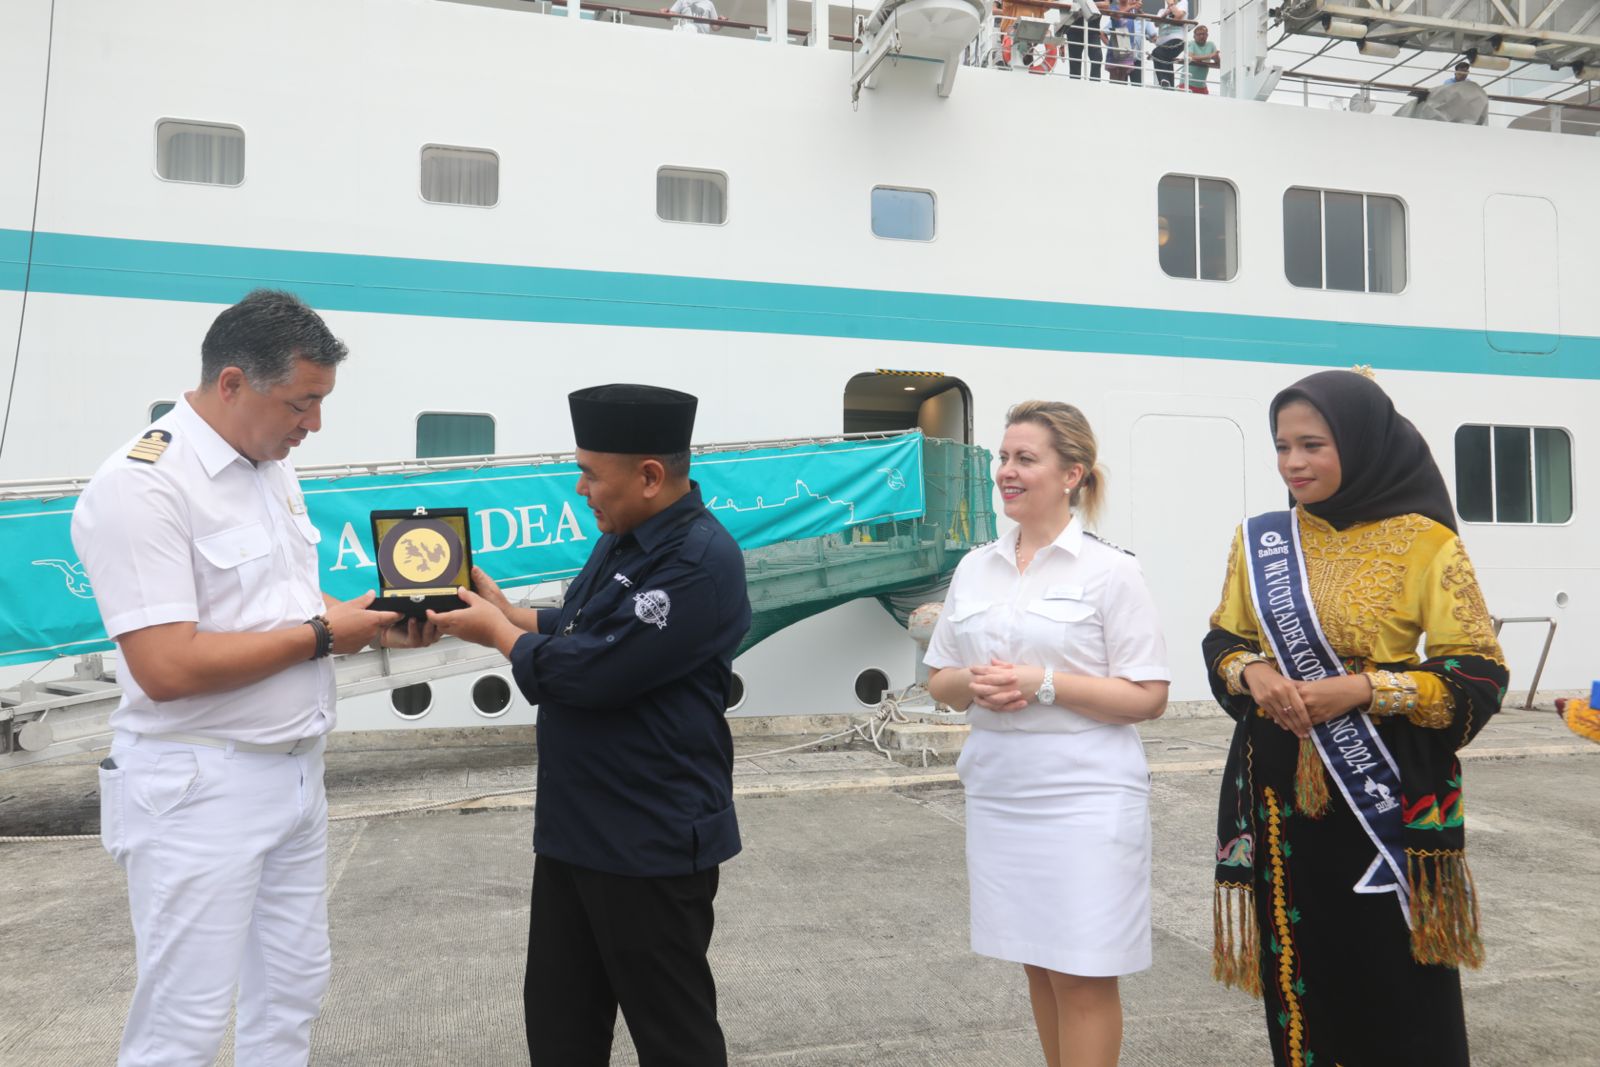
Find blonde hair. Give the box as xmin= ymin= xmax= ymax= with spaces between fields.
xmin=1005 ymin=400 xmax=1107 ymax=526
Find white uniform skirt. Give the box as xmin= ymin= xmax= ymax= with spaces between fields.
xmin=957 ymin=725 xmax=1152 ymax=977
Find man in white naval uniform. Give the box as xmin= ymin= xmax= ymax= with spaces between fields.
xmin=71 ymin=289 xmax=427 ymax=1066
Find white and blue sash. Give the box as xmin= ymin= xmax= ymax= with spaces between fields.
xmin=1243 ymin=511 xmax=1411 ymax=924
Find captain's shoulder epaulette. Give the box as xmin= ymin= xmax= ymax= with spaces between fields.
xmin=126 ymin=429 xmax=174 ymax=464
xmin=1086 ymin=530 xmax=1135 ymax=556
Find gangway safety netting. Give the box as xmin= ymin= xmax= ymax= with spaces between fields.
xmin=0 ymin=432 xmax=996 ymax=665
xmin=739 ymin=437 xmax=996 ymax=652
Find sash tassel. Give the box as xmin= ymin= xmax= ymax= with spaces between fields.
xmin=1408 ymin=849 xmax=1484 ymax=969
xmin=1212 ymin=881 xmax=1263 ymax=997
xmin=1294 ymin=737 xmax=1332 ymax=819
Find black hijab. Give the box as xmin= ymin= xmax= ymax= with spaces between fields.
xmin=1270 ymin=370 xmax=1458 ymax=532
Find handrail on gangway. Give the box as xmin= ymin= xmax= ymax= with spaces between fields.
xmin=1491 ymin=615 xmax=1558 ymax=711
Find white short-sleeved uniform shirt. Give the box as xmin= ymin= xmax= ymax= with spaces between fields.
xmin=70 ymin=398 xmax=335 ymax=745
xmin=924 ymin=517 xmax=1170 ymax=734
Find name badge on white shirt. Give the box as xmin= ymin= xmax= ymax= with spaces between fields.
xmin=1044 ymin=585 xmax=1085 ymax=601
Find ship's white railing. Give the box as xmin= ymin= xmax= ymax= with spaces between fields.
xmin=511 ymin=0 xmax=845 ymax=45
xmin=1268 ymin=62 xmax=1600 ymax=134
xmin=967 ymin=2 xmax=1207 ymax=91
xmin=1212 ymin=0 xmax=1600 ymax=134
xmin=474 ymin=0 xmax=1600 ymax=127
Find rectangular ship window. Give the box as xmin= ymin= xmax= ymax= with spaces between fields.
xmin=871 ymin=187 xmax=935 ymax=242
xmin=417 ymin=413 xmax=496 ymax=459
xmin=1454 ymin=424 xmax=1573 ymax=525
xmin=421 ymin=146 xmax=499 ymax=207
xmin=1158 ymin=174 xmax=1237 ymax=281
xmin=658 ymin=167 xmax=727 ymax=225
xmin=1284 ymin=187 xmax=1406 ymax=294
xmin=156 ymin=120 xmax=244 ymax=186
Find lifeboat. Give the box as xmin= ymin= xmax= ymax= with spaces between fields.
xmin=852 ymin=0 xmax=989 ymax=102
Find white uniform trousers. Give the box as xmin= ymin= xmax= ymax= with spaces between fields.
xmin=98 ymin=730 xmax=331 ymax=1067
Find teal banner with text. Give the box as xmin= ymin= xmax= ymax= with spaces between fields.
xmin=0 ymin=434 xmax=924 ymax=665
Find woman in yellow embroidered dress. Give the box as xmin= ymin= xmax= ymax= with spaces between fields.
xmin=1202 ymin=370 xmax=1507 ymax=1067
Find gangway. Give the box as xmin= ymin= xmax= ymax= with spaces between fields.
xmin=0 ymin=433 xmax=995 ymax=770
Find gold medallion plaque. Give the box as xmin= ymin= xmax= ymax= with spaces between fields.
xmin=370 ymin=507 xmax=473 ymax=616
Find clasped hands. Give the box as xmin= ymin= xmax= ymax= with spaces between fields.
xmin=427 ymin=567 xmax=527 ymax=653
xmin=322 ymin=591 xmax=438 ymax=654
xmin=1241 ymin=661 xmax=1373 ymax=738
xmin=968 ymin=658 xmax=1046 ymax=713
xmin=327 ymin=568 xmax=525 ymax=654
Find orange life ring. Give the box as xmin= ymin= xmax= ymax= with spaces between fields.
xmin=1002 ymin=32 xmax=1059 ymax=74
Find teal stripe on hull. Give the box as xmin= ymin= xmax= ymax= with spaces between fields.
xmin=0 ymin=228 xmax=30 ymax=293
xmin=2 ymin=228 xmax=1593 ymax=379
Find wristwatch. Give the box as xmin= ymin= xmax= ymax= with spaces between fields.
xmin=1037 ymin=666 xmax=1056 ymax=706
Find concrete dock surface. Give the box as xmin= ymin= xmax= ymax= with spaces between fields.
xmin=2 ymin=702 xmax=1596 ymax=1066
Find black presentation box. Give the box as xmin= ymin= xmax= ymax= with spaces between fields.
xmin=370 ymin=506 xmax=473 ymax=617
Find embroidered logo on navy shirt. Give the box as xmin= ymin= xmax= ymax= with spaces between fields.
xmin=633 ymin=589 xmax=671 ymax=630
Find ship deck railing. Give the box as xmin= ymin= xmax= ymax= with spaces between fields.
xmin=476 ymin=0 xmax=1600 ymax=136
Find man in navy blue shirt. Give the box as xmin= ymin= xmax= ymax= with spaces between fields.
xmin=432 ymin=383 xmax=750 ymax=1066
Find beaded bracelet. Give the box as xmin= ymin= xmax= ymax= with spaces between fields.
xmin=307 ymin=614 xmax=333 ymax=660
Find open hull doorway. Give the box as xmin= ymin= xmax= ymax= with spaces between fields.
xmin=843 ymin=371 xmax=972 ymax=443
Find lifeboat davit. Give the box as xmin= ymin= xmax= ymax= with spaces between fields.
xmin=852 ymin=0 xmax=988 ymax=102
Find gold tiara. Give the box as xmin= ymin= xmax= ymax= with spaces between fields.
xmin=1349 ymin=364 xmax=1377 ymax=380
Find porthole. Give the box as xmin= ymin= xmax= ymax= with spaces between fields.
xmin=726 ymin=672 xmax=747 ymax=713
xmin=854 ymin=667 xmax=890 ymax=707
xmin=472 ymin=674 xmax=513 ymax=718
xmin=391 ymin=683 xmax=432 ymax=720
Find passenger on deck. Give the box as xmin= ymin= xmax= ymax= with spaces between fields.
xmin=1062 ymin=1 xmax=1113 ymax=81
xmin=1185 ymin=23 xmax=1219 ymax=94
xmin=1150 ymin=0 xmax=1188 ymax=88
xmin=1449 ymin=58 xmax=1471 ymax=82
xmin=926 ymin=401 xmax=1170 ymax=1067
xmin=1105 ymin=0 xmax=1155 ymax=84
xmin=662 ymin=0 xmax=720 ymax=34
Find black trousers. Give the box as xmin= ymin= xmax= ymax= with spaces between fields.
xmin=1152 ymin=38 xmax=1184 ymax=88
xmin=524 ymin=855 xmax=726 ymax=1067
xmin=1064 ymin=16 xmax=1103 ymax=80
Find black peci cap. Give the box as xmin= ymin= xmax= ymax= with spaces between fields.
xmin=568 ymin=383 xmax=698 ymax=454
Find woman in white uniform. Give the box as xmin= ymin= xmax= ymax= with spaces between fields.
xmin=926 ymin=401 xmax=1170 ymax=1067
